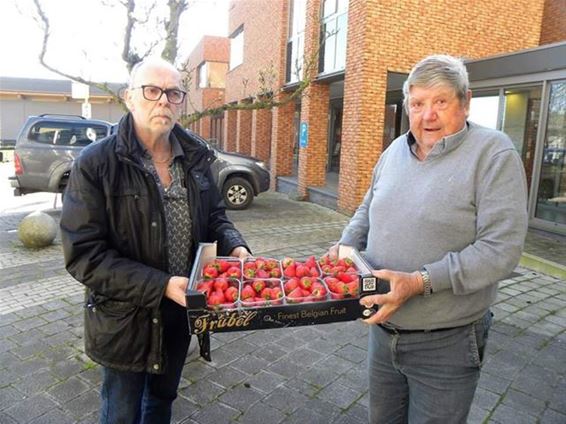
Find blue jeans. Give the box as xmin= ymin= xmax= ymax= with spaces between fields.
xmin=100 ymin=302 xmax=191 ymax=424
xmin=368 ymin=311 xmax=492 ymax=424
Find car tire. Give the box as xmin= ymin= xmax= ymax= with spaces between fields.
xmin=223 ymin=177 xmax=253 ymax=210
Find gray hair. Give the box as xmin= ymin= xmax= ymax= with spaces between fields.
xmin=128 ymin=57 xmax=180 ymax=89
xmin=402 ymin=55 xmax=469 ymax=110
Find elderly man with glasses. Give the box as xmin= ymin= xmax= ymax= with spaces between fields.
xmin=60 ymin=57 xmax=250 ymax=423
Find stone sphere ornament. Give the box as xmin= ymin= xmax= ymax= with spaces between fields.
xmin=18 ymin=211 xmax=58 ymax=248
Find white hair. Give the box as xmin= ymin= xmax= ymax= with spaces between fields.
xmin=403 ymin=55 xmax=469 ymax=111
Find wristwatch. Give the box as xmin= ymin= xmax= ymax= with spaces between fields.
xmin=420 ymin=268 xmax=432 ymax=297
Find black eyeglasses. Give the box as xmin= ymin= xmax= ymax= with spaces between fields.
xmin=132 ymin=85 xmax=187 ymax=104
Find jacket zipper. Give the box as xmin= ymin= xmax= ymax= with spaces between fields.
xmin=119 ymin=155 xmax=169 ymax=271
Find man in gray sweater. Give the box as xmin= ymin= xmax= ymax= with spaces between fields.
xmin=330 ymin=55 xmax=528 ymax=423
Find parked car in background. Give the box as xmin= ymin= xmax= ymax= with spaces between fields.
xmin=10 ymin=114 xmax=112 ymax=198
xmin=188 ymin=130 xmax=270 ymax=210
xmin=10 ymin=114 xmax=269 ymax=210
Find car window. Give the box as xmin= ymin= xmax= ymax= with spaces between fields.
xmin=29 ymin=122 xmax=108 ymax=146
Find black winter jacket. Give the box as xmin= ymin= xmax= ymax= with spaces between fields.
xmin=60 ymin=114 xmax=247 ymax=373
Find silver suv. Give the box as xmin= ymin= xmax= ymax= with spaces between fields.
xmin=10 ymin=114 xmax=269 ymax=210
xmin=11 ymin=114 xmax=112 ymax=198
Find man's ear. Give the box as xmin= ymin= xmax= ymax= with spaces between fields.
xmin=124 ymin=89 xmax=134 ymax=111
xmin=464 ymin=89 xmax=472 ymax=114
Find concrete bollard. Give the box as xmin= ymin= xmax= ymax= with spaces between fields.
xmin=18 ymin=211 xmax=58 ymax=248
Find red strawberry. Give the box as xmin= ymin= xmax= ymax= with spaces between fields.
xmin=322 ymin=264 xmax=333 ymax=274
xmin=226 ymin=266 xmax=241 ymax=278
xmin=244 ymin=268 xmax=256 ymax=279
xmin=282 ymin=257 xmax=295 ymax=269
xmin=224 ymin=286 xmax=238 ymax=302
xmin=205 ymin=260 xmax=221 ymax=271
xmin=287 ymin=287 xmax=304 ymax=303
xmin=271 ymin=287 xmax=283 ymax=299
xmin=283 ymin=264 xmax=296 ymax=278
xmin=213 ymin=278 xmax=229 ymax=291
xmin=241 ymin=285 xmax=255 ymax=300
xmin=260 ymin=287 xmax=273 ymax=300
xmin=311 ymin=282 xmax=327 ymax=298
xmin=309 ymin=267 xmax=320 ymax=277
xmin=270 ymin=268 xmax=282 ymax=278
xmin=207 ymin=292 xmax=224 ymax=306
xmin=244 ymin=261 xmax=256 ymax=270
xmin=304 ymin=255 xmax=317 ymax=268
xmin=346 ymin=282 xmax=358 ymax=296
xmin=343 ymin=257 xmax=354 ymax=267
xmin=196 ymin=280 xmax=213 ymax=296
xmin=256 ymin=269 xmax=270 ymax=279
xmin=266 ymin=259 xmax=279 ymax=270
xmin=324 ymin=277 xmax=339 ymax=291
xmin=338 ymin=272 xmax=356 ymax=283
xmin=295 ymin=264 xmax=308 ymax=278
xmin=255 ymin=258 xmax=266 ymax=270
xmin=284 ymin=278 xmax=299 ymax=293
xmin=299 ymin=276 xmax=313 ymax=290
xmin=202 ymin=266 xmax=218 ymax=279
xmin=252 ymin=279 xmax=266 ymax=293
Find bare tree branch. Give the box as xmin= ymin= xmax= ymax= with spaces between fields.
xmin=30 ymin=0 xmax=127 ymax=109
xmin=121 ymin=0 xmax=140 ymax=71
xmin=162 ymin=0 xmax=189 ymax=62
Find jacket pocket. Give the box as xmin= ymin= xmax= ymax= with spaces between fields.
xmin=191 ymin=170 xmax=211 ymax=191
xmin=85 ymin=295 xmax=151 ymax=366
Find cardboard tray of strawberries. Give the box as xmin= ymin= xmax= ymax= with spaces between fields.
xmin=185 ymin=242 xmax=386 ymax=336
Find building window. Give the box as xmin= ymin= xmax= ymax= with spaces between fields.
xmin=320 ymin=0 xmax=348 ymax=74
xmin=535 ymin=80 xmax=566 ymax=225
xmin=286 ymin=0 xmax=306 ymax=83
xmin=230 ymin=26 xmax=244 ymax=70
xmin=197 ymin=62 xmax=208 ymax=88
xmin=469 ymin=91 xmax=500 ymax=129
xmin=197 ymin=61 xmax=228 ymax=89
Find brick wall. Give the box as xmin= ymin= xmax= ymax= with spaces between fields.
xmin=227 ymin=0 xmax=292 ymax=181
xmin=224 ymin=109 xmax=238 ymax=151
xmin=237 ymin=107 xmax=252 ymax=155
xmin=184 ymin=36 xmax=229 ymax=137
xmin=251 ymin=108 xmax=272 ymax=162
xmin=270 ymin=95 xmax=295 ymax=188
xmin=338 ymin=0 xmax=546 ymax=213
xmin=297 ymin=0 xmax=328 ymax=197
xmin=226 ymin=0 xmax=287 ymax=103
xmin=539 ymin=0 xmax=566 ymax=44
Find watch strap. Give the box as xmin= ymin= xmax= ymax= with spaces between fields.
xmin=420 ymin=268 xmax=432 ymax=297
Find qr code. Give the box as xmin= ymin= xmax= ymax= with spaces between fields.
xmin=362 ymin=277 xmax=377 ymax=292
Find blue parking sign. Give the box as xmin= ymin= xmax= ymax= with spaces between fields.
xmin=299 ymin=122 xmax=308 ymax=148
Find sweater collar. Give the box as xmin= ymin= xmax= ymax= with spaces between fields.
xmin=407 ymin=122 xmax=469 ymax=159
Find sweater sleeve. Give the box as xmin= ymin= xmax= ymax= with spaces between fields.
xmin=426 ymin=148 xmax=528 ymax=295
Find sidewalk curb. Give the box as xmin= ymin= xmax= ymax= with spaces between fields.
xmin=520 ymin=252 xmax=566 ymax=279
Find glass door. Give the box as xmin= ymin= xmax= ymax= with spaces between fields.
xmin=534 ymin=80 xmax=566 ymax=228
xmin=502 ymin=86 xmax=542 ymax=193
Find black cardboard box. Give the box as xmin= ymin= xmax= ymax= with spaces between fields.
xmin=185 ymin=243 xmax=386 ymax=337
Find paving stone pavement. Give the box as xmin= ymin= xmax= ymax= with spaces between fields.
xmin=0 ymin=191 xmax=565 ymax=424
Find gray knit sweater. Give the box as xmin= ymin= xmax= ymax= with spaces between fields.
xmin=340 ymin=122 xmax=528 ymax=329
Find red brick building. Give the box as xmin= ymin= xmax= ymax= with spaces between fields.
xmin=186 ymin=0 xmax=566 ymax=235
xmin=184 ymin=36 xmax=230 ymax=146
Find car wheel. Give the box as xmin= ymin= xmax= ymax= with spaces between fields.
xmin=223 ymin=177 xmax=253 ymax=210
